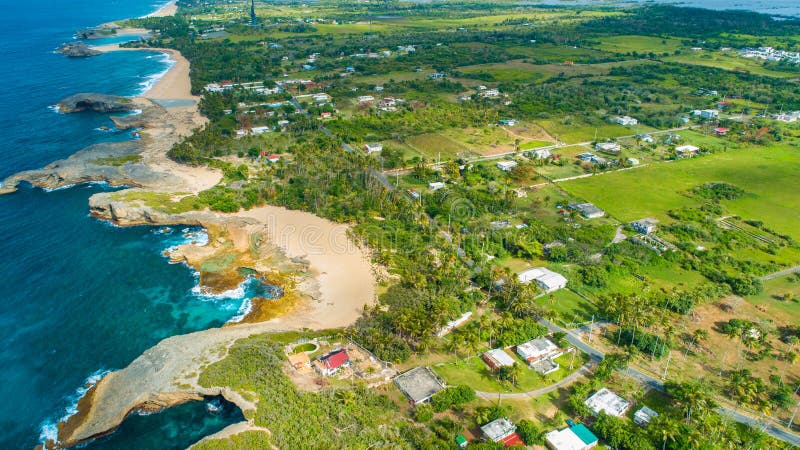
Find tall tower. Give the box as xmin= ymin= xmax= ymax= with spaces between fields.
xmin=250 ymin=0 xmax=257 ymax=26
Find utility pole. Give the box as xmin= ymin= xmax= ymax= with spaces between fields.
xmin=662 ymin=352 xmax=671 ymax=379
xmin=788 ymin=401 xmax=800 ymax=429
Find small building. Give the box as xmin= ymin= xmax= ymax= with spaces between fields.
xmin=357 ymin=95 xmax=375 ymax=103
xmin=482 ymin=88 xmax=501 ymax=98
xmin=627 ymin=157 xmax=640 ymax=165
xmin=595 ymin=142 xmax=621 ymax=154
xmin=714 ymin=127 xmax=729 ymax=136
xmin=428 ymin=181 xmax=446 ymax=191
xmin=693 ymin=109 xmax=719 ymax=119
xmin=499 ymin=119 xmax=518 ymax=126
xmin=364 ymin=143 xmax=383 ymax=154
xmin=614 ymin=116 xmax=638 ymax=126
xmin=266 ymin=154 xmax=281 ymax=163
xmin=497 ymin=160 xmax=518 ymax=172
xmin=675 ymin=144 xmax=700 ymax=157
xmin=429 ymin=72 xmax=445 ymax=80
xmin=408 ymin=189 xmax=420 ymax=200
xmin=630 ymin=219 xmax=657 ymax=235
xmin=568 ymin=203 xmax=605 ymax=219
xmin=394 ymin=366 xmax=446 ymax=405
xmin=320 ymin=111 xmax=332 ymax=118
xmin=529 ymin=148 xmax=551 ymax=159
xmin=634 ymin=406 xmax=659 ymax=427
xmin=545 ymin=424 xmax=599 ymax=450
xmin=517 ymin=337 xmax=562 ymax=365
xmin=436 ymin=311 xmax=472 ymax=337
xmin=640 ymin=134 xmax=654 ymax=143
xmin=490 ymin=219 xmax=511 ymax=229
xmin=455 ymin=435 xmax=468 ymax=449
xmin=481 ymin=418 xmax=524 ymax=447
xmin=584 ymin=388 xmax=631 ymax=417
xmin=518 ymin=267 xmax=568 ymax=292
xmin=315 ymin=349 xmax=350 ymax=376
xmin=482 ymin=348 xmax=516 ymax=371
xmin=374 ymin=86 xmax=384 ymax=92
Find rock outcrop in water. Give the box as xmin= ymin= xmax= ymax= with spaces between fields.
xmin=56 ymin=42 xmax=101 ymax=57
xmin=56 ymin=93 xmax=136 ymax=114
xmin=0 ymin=96 xmax=188 ymax=195
xmin=75 ymin=28 xmax=116 ymax=40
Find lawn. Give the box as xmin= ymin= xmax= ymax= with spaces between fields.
xmin=403 ymin=132 xmax=474 ymax=160
xmin=434 ymin=352 xmax=588 ymax=394
xmin=537 ymin=118 xmax=634 ymax=144
xmin=591 ymin=35 xmax=685 ymax=54
xmin=746 ymin=274 xmax=800 ymax=323
xmin=560 ymin=143 xmax=800 ymax=240
xmin=536 ymin=289 xmax=600 ymax=326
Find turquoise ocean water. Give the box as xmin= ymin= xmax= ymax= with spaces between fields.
xmin=0 ymin=0 xmax=248 ymax=447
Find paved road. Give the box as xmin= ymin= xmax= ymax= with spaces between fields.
xmin=539 ymin=319 xmax=800 ymax=446
xmin=475 ymin=362 xmax=594 ymax=400
xmin=761 ymin=265 xmax=800 ymax=281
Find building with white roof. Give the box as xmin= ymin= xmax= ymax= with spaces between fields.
xmin=496 ymin=160 xmax=518 ymax=172
xmin=518 ymin=267 xmax=567 ymax=292
xmin=482 ymin=348 xmax=516 ymax=371
xmin=613 ymin=116 xmax=638 ymax=126
xmin=516 ymin=337 xmax=562 ymax=364
xmin=675 ymin=145 xmax=700 ymax=157
xmin=584 ymin=388 xmax=631 ymax=417
xmin=545 ymin=424 xmax=599 ymax=450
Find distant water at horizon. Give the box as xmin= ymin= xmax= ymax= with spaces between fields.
xmin=0 ymin=0 xmax=247 ymax=447
xmin=521 ymin=0 xmax=800 ymax=18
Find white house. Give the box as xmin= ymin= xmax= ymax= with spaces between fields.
xmin=585 ymin=388 xmax=631 ymax=417
xmin=516 ymin=337 xmax=562 ymax=364
xmin=436 ymin=311 xmax=472 ymax=337
xmin=692 ymin=109 xmax=719 ymax=119
xmin=595 ymin=142 xmax=621 ymax=154
xmin=545 ymin=424 xmax=599 ymax=450
xmin=518 ymin=267 xmax=567 ymax=292
xmin=497 ymin=160 xmax=518 ymax=172
xmin=630 ymin=219 xmax=657 ymax=235
xmin=364 ymin=143 xmax=383 ymax=154
xmin=614 ymin=116 xmax=638 ymax=126
xmin=357 ymin=95 xmax=375 ymax=103
xmin=531 ymin=149 xmax=551 ymax=159
xmin=675 ymin=144 xmax=700 ymax=157
xmin=428 ymin=182 xmax=446 ymax=191
xmin=634 ymin=406 xmax=659 ymax=427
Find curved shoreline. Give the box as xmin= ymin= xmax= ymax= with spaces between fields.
xmin=26 ymin=7 xmax=378 ymax=447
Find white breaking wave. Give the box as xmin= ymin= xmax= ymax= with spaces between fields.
xmin=135 ymin=52 xmax=175 ymax=97
xmin=38 ymin=368 xmax=113 ymax=445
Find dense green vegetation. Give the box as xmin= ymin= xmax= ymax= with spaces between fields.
xmin=122 ymin=0 xmax=800 ymax=447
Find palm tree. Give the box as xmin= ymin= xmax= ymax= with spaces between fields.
xmin=652 ymin=415 xmax=681 ymax=450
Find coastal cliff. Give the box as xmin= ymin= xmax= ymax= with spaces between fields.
xmin=0 ymin=94 xmax=218 ymax=195
xmin=55 ymin=42 xmax=101 ymax=57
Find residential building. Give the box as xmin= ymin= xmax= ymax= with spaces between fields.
xmin=357 ymin=95 xmax=375 ymax=103
xmin=364 ymin=143 xmax=383 ymax=154
xmin=627 ymin=157 xmax=640 ymax=165
xmin=715 ymin=127 xmax=729 ymax=135
xmin=614 ymin=116 xmax=638 ymax=126
xmin=529 ymin=148 xmax=551 ymax=159
xmin=675 ymin=144 xmax=700 ymax=157
xmin=545 ymin=424 xmax=599 ymax=450
xmin=482 ymin=88 xmax=501 ymax=98
xmin=630 ymin=219 xmax=657 ymax=235
xmin=496 ymin=160 xmax=518 ymax=171
xmin=568 ymin=203 xmax=605 ymax=219
xmin=516 ymin=337 xmax=563 ymax=365
xmin=429 ymin=72 xmax=445 ymax=79
xmin=518 ymin=267 xmax=568 ymax=292
xmin=584 ymin=388 xmax=631 ymax=417
xmin=394 ymin=366 xmax=446 ymax=405
xmin=692 ymin=109 xmax=719 ymax=119
xmin=595 ymin=142 xmax=621 ymax=154
xmin=428 ymin=181 xmax=446 ymax=191
xmin=315 ymin=349 xmax=350 ymax=376
xmin=482 ymin=348 xmax=516 ymax=371
xmin=634 ymin=406 xmax=659 ymax=427
xmin=408 ymin=189 xmax=420 ymax=200
xmin=481 ymin=418 xmax=525 ymax=447
xmin=499 ymin=119 xmax=518 ymax=126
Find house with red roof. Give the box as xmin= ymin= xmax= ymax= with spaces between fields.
xmin=714 ymin=127 xmax=729 ymax=136
xmin=315 ymin=349 xmax=350 ymax=376
xmin=481 ymin=418 xmax=525 ymax=447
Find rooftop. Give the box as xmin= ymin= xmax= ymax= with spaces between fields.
xmin=585 ymin=387 xmax=631 ymax=417
xmin=481 ymin=417 xmax=516 ymax=442
xmin=394 ymin=366 xmax=445 ymax=404
xmin=484 ymin=348 xmax=516 ymax=367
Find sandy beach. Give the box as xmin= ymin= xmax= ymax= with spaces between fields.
xmin=147 ymin=0 xmax=178 ymax=18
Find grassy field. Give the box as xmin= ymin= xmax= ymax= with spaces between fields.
xmin=537 ymin=118 xmax=635 ymax=144
xmin=403 ymin=133 xmax=474 ymax=160
xmin=434 ymin=352 xmax=588 ymax=393
xmin=560 ymin=143 xmax=800 ymax=240
xmin=590 ymin=35 xmax=685 ymax=54
xmin=746 ymin=274 xmax=800 ymax=322
xmin=665 ymin=51 xmax=800 ymax=78
xmin=536 ymin=289 xmax=600 ymax=325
